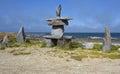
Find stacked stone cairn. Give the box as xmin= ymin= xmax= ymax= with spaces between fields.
xmin=44 ymin=5 xmax=72 ymax=47
xmin=16 ymin=26 xmax=26 ymax=42
xmin=102 ymin=27 xmax=112 ymax=51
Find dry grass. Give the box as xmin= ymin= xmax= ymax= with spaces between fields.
xmin=0 ymin=32 xmax=16 ymax=39
xmin=49 ymin=47 xmax=120 ymax=61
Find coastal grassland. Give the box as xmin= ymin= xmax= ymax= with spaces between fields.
xmin=0 ymin=32 xmax=16 ymax=39
xmin=9 ymin=38 xmax=43 ymax=48
xmin=48 ymin=41 xmax=120 ymax=61
xmin=0 ymin=38 xmax=47 ymax=55
xmin=0 ymin=37 xmax=120 ymax=59
xmin=9 ymin=48 xmax=31 ymax=55
xmin=49 ymin=48 xmax=120 ymax=61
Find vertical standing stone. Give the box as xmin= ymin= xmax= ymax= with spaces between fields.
xmin=16 ymin=26 xmax=26 ymax=42
xmin=2 ymin=35 xmax=9 ymax=47
xmin=56 ymin=4 xmax=61 ymax=17
xmin=102 ymin=27 xmax=111 ymax=51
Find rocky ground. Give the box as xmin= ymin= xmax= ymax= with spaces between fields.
xmin=0 ymin=47 xmax=120 ymax=74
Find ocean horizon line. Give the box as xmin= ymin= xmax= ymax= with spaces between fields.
xmin=1 ymin=32 xmax=120 ymax=33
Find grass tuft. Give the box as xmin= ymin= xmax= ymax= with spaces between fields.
xmin=13 ymin=51 xmax=31 ymax=55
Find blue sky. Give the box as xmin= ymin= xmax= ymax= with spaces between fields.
xmin=0 ymin=0 xmax=120 ymax=32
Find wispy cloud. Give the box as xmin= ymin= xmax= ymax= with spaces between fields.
xmin=0 ymin=0 xmax=120 ymax=32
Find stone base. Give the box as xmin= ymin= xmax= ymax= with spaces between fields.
xmin=44 ymin=36 xmax=72 ymax=47
xmin=102 ymin=44 xmax=111 ymax=51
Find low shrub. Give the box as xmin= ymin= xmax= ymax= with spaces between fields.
xmin=0 ymin=47 xmax=5 ymax=50
xmin=26 ymin=39 xmax=31 ymax=43
xmin=13 ymin=51 xmax=31 ymax=55
xmin=111 ymin=45 xmax=120 ymax=51
xmin=69 ymin=41 xmax=82 ymax=49
xmin=41 ymin=41 xmax=46 ymax=47
xmin=93 ymin=44 xmax=102 ymax=51
xmin=71 ymin=55 xmax=87 ymax=61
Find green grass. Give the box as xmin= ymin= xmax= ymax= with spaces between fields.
xmin=102 ymin=53 xmax=120 ymax=59
xmin=93 ymin=44 xmax=102 ymax=51
xmin=49 ymin=46 xmax=120 ymax=61
xmin=9 ymin=38 xmax=42 ymax=48
xmin=70 ymin=41 xmax=82 ymax=48
xmin=13 ymin=51 xmax=31 ymax=55
xmin=71 ymin=55 xmax=87 ymax=61
xmin=9 ymin=48 xmax=31 ymax=55
xmin=0 ymin=47 xmax=5 ymax=50
xmin=12 ymin=52 xmax=31 ymax=55
xmin=40 ymin=41 xmax=46 ymax=47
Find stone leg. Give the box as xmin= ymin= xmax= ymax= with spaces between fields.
xmin=57 ymin=39 xmax=64 ymax=47
xmin=45 ymin=39 xmax=51 ymax=47
xmin=57 ymin=39 xmax=72 ymax=47
xmin=51 ymin=39 xmax=58 ymax=46
xmin=64 ymin=39 xmax=72 ymax=47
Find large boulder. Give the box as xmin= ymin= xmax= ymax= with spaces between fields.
xmin=16 ymin=26 xmax=26 ymax=42
xmin=102 ymin=27 xmax=111 ymax=51
xmin=51 ymin=25 xmax=64 ymax=38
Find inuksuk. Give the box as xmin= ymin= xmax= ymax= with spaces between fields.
xmin=43 ymin=5 xmax=72 ymax=47
xmin=102 ymin=27 xmax=111 ymax=51
xmin=16 ymin=26 xmax=26 ymax=42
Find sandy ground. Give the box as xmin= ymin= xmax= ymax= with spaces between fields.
xmin=0 ymin=47 xmax=120 ymax=74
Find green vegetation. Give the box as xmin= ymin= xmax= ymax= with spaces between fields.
xmin=0 ymin=34 xmax=119 ymax=59
xmin=70 ymin=41 xmax=82 ymax=49
xmin=111 ymin=45 xmax=120 ymax=51
xmin=11 ymin=50 xmax=31 ymax=55
xmin=71 ymin=55 xmax=87 ymax=61
xmin=9 ymin=48 xmax=31 ymax=55
xmin=93 ymin=44 xmax=102 ymax=51
xmin=13 ymin=51 xmax=31 ymax=55
xmin=49 ymin=42 xmax=120 ymax=61
xmin=40 ymin=41 xmax=46 ymax=47
xmin=62 ymin=41 xmax=82 ymax=50
xmin=0 ymin=47 xmax=5 ymax=50
xmin=9 ymin=38 xmax=42 ymax=47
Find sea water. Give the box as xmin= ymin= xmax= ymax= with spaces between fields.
xmin=26 ymin=32 xmax=120 ymax=39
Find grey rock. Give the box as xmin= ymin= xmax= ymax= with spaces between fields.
xmin=16 ymin=26 xmax=26 ymax=42
xmin=0 ymin=39 xmax=2 ymax=43
xmin=47 ymin=19 xmax=68 ymax=26
xmin=102 ymin=27 xmax=111 ymax=51
xmin=56 ymin=4 xmax=61 ymax=17
xmin=51 ymin=25 xmax=64 ymax=38
xmin=45 ymin=39 xmax=51 ymax=47
xmin=2 ymin=35 xmax=9 ymax=47
xmin=82 ymin=42 xmax=94 ymax=49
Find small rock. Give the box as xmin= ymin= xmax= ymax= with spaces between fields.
xmin=82 ymin=42 xmax=94 ymax=49
xmin=118 ymin=48 xmax=120 ymax=52
xmin=2 ymin=35 xmax=9 ymax=47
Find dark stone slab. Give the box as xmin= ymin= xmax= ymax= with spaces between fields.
xmin=16 ymin=26 xmax=26 ymax=42
xmin=43 ymin=35 xmax=73 ymax=47
xmin=0 ymin=39 xmax=2 ymax=43
xmin=43 ymin=35 xmax=61 ymax=39
xmin=102 ymin=27 xmax=111 ymax=51
xmin=47 ymin=19 xmax=68 ymax=26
